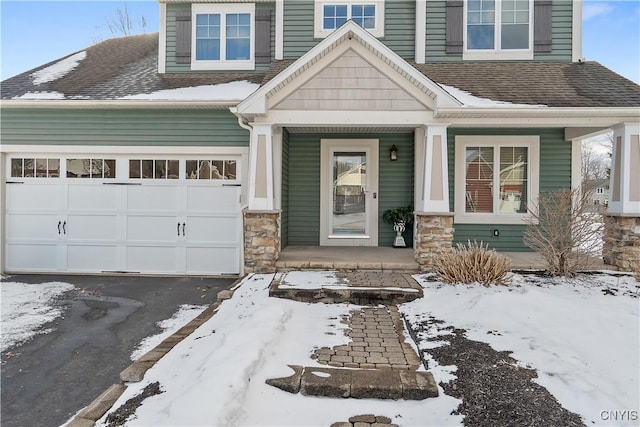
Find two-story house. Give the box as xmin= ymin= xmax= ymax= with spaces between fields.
xmin=1 ymin=0 xmax=639 ymax=276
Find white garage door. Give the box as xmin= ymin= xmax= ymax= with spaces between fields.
xmin=5 ymin=156 xmax=242 ymax=275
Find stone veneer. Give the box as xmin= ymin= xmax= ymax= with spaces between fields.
xmin=243 ymin=210 xmax=281 ymax=274
xmin=603 ymin=215 xmax=640 ymax=271
xmin=414 ymin=213 xmax=454 ymax=271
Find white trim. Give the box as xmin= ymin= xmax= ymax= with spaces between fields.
xmin=320 ymin=139 xmax=378 ymax=246
xmin=191 ymin=3 xmax=255 ymax=71
xmin=421 ymin=125 xmax=450 ymax=213
xmin=0 ymin=152 xmax=5 ymax=274
xmin=248 ymin=123 xmax=274 ymax=210
xmin=313 ymin=0 xmax=385 ymax=38
xmin=1 ymin=100 xmax=239 ymax=109
xmin=235 ymin=21 xmax=461 ymax=116
xmin=253 ymin=110 xmax=436 ymax=126
xmin=463 ymin=0 xmax=534 ymax=61
xmin=572 ymin=0 xmax=583 ymax=62
xmin=272 ymin=127 xmax=283 ymax=210
xmin=414 ymin=126 xmax=426 ymax=214
xmin=158 ymin=3 xmax=167 ymax=74
xmin=609 ymin=122 xmax=640 ymax=215
xmin=454 ymin=135 xmax=540 ymax=225
xmin=415 ymin=0 xmax=426 ymax=63
xmin=275 ymin=0 xmax=284 ymax=60
xmin=571 ymin=139 xmax=582 ymax=190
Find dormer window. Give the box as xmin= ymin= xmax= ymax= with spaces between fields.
xmin=314 ymin=0 xmax=385 ymax=38
xmin=464 ymin=0 xmax=533 ymax=60
xmin=191 ymin=3 xmax=255 ymax=70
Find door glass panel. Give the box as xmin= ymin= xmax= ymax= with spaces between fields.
xmin=332 ymin=152 xmax=366 ymax=235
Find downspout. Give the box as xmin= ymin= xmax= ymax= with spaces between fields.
xmin=233 ymin=111 xmax=253 ymax=276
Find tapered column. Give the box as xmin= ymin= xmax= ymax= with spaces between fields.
xmin=248 ymin=123 xmax=275 ymax=210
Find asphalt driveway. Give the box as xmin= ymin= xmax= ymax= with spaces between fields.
xmin=1 ymin=274 xmax=235 ymax=427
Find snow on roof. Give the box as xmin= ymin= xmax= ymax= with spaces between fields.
xmin=31 ymin=51 xmax=87 ymax=85
xmin=12 ymin=91 xmax=65 ymax=100
xmin=440 ymin=83 xmax=547 ymax=108
xmin=119 ymin=81 xmax=260 ymax=101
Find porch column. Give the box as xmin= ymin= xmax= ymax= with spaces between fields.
xmin=604 ymin=122 xmax=640 ymax=271
xmin=414 ymin=125 xmax=454 ymax=271
xmin=244 ymin=123 xmax=281 ymax=273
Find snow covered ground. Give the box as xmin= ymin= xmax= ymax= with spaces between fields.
xmin=1 ymin=280 xmax=75 ymax=351
xmin=97 ymin=271 xmax=639 ymax=427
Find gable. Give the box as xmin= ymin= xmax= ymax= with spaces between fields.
xmin=270 ymin=49 xmax=427 ymax=111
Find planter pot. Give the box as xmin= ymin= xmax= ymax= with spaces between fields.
xmin=393 ymin=221 xmax=407 ymax=248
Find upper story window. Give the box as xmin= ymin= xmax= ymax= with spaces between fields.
xmin=192 ymin=3 xmax=255 ymax=71
xmin=314 ymin=0 xmax=385 ymax=38
xmin=464 ymin=0 xmax=533 ymax=60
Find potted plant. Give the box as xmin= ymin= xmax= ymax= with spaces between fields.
xmin=382 ymin=205 xmax=414 ymax=247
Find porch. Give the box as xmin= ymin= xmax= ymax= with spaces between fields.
xmin=276 ymin=246 xmax=608 ymax=271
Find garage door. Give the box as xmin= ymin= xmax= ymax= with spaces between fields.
xmin=5 ymin=156 xmax=242 ymax=275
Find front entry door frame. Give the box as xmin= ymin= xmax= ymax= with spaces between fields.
xmin=320 ymin=139 xmax=379 ymax=246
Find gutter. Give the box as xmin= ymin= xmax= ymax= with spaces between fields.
xmin=435 ymin=106 xmax=640 ymax=120
xmin=0 ymin=100 xmax=240 ymax=110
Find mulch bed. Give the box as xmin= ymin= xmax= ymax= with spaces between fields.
xmin=105 ymin=382 xmax=163 ymax=427
xmin=406 ymin=316 xmax=585 ymax=427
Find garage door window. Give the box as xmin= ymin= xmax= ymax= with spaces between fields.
xmin=129 ymin=159 xmax=179 ymax=179
xmin=66 ymin=159 xmax=116 ymax=178
xmin=186 ymin=160 xmax=237 ymax=180
xmin=11 ymin=158 xmax=60 ymax=178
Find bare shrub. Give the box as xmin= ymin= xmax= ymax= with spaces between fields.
xmin=524 ymin=187 xmax=604 ymax=277
xmin=434 ymin=240 xmax=511 ymax=286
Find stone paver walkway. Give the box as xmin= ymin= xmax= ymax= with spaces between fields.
xmin=311 ymin=306 xmax=421 ymax=370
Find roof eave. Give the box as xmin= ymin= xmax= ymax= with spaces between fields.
xmin=436 ymin=106 xmax=640 ymax=119
xmin=0 ymin=99 xmax=240 ymax=110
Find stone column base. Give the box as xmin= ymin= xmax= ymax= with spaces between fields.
xmin=603 ymin=215 xmax=640 ymax=272
xmin=414 ymin=213 xmax=454 ymax=272
xmin=243 ymin=210 xmax=281 ymax=274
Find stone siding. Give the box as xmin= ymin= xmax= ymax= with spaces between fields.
xmin=243 ymin=210 xmax=281 ymax=273
xmin=414 ymin=213 xmax=454 ymax=271
xmin=603 ymin=215 xmax=640 ymax=272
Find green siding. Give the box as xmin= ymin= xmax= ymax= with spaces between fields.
xmin=286 ymin=132 xmax=413 ymax=247
xmin=425 ymin=0 xmax=573 ymax=62
xmin=165 ymin=3 xmax=275 ymax=73
xmin=0 ymin=109 xmax=248 ymax=147
xmin=283 ymin=1 xmax=416 ymax=60
xmin=448 ymin=128 xmax=571 ymax=251
xmin=281 ymin=128 xmax=290 ymax=248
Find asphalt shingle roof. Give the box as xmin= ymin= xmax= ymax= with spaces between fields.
xmin=2 ymin=33 xmax=639 ymax=108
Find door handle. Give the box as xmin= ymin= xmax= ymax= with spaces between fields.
xmin=182 ymin=223 xmax=186 ymax=236
xmin=177 ymin=222 xmax=181 ymax=236
xmin=63 ymin=221 xmax=67 ymax=235
xmin=58 ymin=221 xmax=62 ymax=235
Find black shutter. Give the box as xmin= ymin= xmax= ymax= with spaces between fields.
xmin=175 ymin=10 xmax=192 ymax=64
xmin=446 ymin=0 xmax=464 ymax=54
xmin=534 ymin=0 xmax=553 ymax=53
xmin=255 ymin=9 xmax=272 ymax=64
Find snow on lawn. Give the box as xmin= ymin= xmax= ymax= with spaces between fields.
xmin=99 ymin=274 xmax=462 ymax=426
xmin=1 ymin=281 xmax=75 ymax=351
xmin=31 ymin=51 xmax=86 ymax=85
xmin=119 ymin=81 xmax=259 ymax=101
xmin=402 ymin=273 xmax=640 ymax=426
xmin=277 ymin=270 xmax=419 ymax=292
xmin=129 ymin=304 xmax=207 ymax=361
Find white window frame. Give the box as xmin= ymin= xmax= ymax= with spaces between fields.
xmin=463 ymin=0 xmax=534 ymax=61
xmin=314 ymin=0 xmax=385 ymax=38
xmin=455 ymin=135 xmax=539 ymax=224
xmin=191 ymin=3 xmax=255 ymax=71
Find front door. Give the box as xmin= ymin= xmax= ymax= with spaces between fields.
xmin=320 ymin=139 xmax=378 ymax=246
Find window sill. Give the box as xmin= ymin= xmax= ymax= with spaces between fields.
xmin=463 ymin=50 xmax=534 ymax=61
xmin=454 ymin=213 xmax=532 ymax=225
xmin=191 ymin=60 xmax=255 ymax=71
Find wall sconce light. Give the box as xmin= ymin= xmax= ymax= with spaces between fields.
xmin=390 ymin=145 xmax=398 ymax=161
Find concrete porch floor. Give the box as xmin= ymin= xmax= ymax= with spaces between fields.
xmin=277 ymin=246 xmax=610 ymax=271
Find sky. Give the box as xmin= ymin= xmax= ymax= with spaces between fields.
xmin=0 ymin=0 xmax=639 ymax=82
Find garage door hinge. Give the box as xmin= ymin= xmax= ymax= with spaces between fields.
xmin=6 ymin=181 xmax=24 ymax=184
xmin=222 ymin=183 xmax=242 ymax=187
xmin=103 ymin=182 xmax=142 ymax=186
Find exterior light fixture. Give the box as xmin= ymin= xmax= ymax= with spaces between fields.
xmin=390 ymin=145 xmax=398 ymax=161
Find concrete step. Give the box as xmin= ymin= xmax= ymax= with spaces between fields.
xmin=268 ymin=271 xmax=423 ymax=305
xmin=266 ymin=365 xmax=438 ymax=400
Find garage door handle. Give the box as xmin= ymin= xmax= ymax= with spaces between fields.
xmin=182 ymin=223 xmax=186 ymax=236
xmin=58 ymin=221 xmax=62 ymax=235
xmin=177 ymin=222 xmax=181 ymax=236
xmin=63 ymin=221 xmax=67 ymax=235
